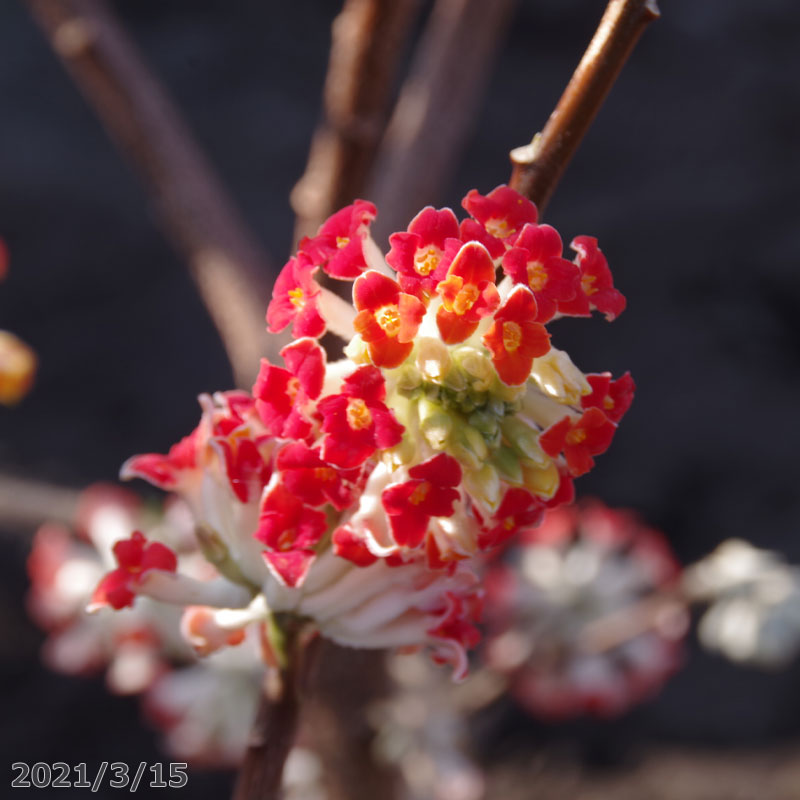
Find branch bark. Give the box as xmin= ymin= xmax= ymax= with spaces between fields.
xmin=369 ymin=0 xmax=517 ymax=244
xmin=23 ymin=0 xmax=278 ymax=387
xmin=291 ymin=0 xmax=420 ymax=243
xmin=510 ymin=0 xmax=660 ymax=213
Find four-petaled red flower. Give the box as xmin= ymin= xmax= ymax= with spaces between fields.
xmin=557 ymin=236 xmax=626 ymax=321
xmin=386 ymin=206 xmax=460 ymax=299
xmin=90 ymin=531 xmax=178 ymax=610
xmin=381 ymin=454 xmax=462 ymax=549
xmin=299 ymin=199 xmax=377 ymax=279
xmin=256 ymin=484 xmax=328 ymax=587
xmin=318 ymin=366 xmax=404 ymax=468
xmin=435 ymin=242 xmax=500 ymax=344
xmin=252 ymin=338 xmax=326 ymax=441
xmin=462 ymin=185 xmax=538 ymax=249
xmin=502 ymin=223 xmax=580 ymax=322
xmin=480 ymin=488 xmax=546 ymax=550
xmin=483 ymin=285 xmax=551 ymax=385
xmin=540 ymin=407 xmax=617 ymax=477
xmin=581 ymin=372 xmax=635 ymax=424
xmin=353 ymin=271 xmax=426 ymax=368
xmin=266 ymin=253 xmax=326 ymax=338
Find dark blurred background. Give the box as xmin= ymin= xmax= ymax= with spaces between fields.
xmin=2 ymin=0 xmax=800 ymax=796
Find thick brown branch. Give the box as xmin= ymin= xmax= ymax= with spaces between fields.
xmin=370 ymin=0 xmax=517 ymax=243
xmin=291 ymin=0 xmax=420 ymax=243
xmin=232 ymin=623 xmax=314 ymax=800
xmin=24 ymin=0 xmax=278 ymax=386
xmin=510 ymin=0 xmax=660 ymax=213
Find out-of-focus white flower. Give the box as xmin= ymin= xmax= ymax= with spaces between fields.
xmin=684 ymin=539 xmax=800 ymax=667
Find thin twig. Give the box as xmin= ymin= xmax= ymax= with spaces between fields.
xmin=369 ymin=0 xmax=517 ymax=243
xmin=291 ymin=0 xmax=420 ymax=243
xmin=23 ymin=0 xmax=278 ymax=387
xmin=510 ymin=0 xmax=660 ymax=213
xmin=0 ymin=474 xmax=80 ymax=531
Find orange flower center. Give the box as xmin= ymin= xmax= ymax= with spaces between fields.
xmin=581 ymin=273 xmax=598 ymax=296
xmin=486 ymin=218 xmax=512 ymax=239
xmin=313 ymin=467 xmax=337 ymax=483
xmin=409 ymin=481 xmax=431 ymax=506
xmin=527 ymin=262 xmax=548 ymax=292
xmin=414 ymin=247 xmax=440 ymax=276
xmin=288 ymin=287 xmax=305 ymax=308
xmin=565 ymin=427 xmax=587 ymax=446
xmin=286 ymin=376 xmax=301 ymax=400
xmin=277 ymin=529 xmax=296 ymax=550
xmin=453 ymin=284 xmax=480 ymax=315
xmin=336 ymin=236 xmax=350 ymax=249
xmin=502 ymin=321 xmax=522 ymax=353
xmin=376 ymin=304 xmax=401 ymax=337
xmin=503 ymin=516 xmax=516 ymax=531
xmin=603 ymin=396 xmax=615 ymax=411
xmin=346 ymin=397 xmax=373 ymax=430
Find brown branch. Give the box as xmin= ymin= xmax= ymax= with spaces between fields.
xmin=510 ymin=0 xmax=660 ymax=213
xmin=291 ymin=0 xmax=420 ymax=243
xmin=233 ymin=621 xmax=314 ymax=800
xmin=23 ymin=0 xmax=278 ymax=387
xmin=369 ymin=0 xmax=517 ymax=243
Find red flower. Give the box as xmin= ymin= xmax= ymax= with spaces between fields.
xmin=276 ymin=442 xmax=361 ymax=511
xmin=581 ymin=372 xmax=635 ymax=424
xmin=381 ymin=454 xmax=462 ymax=549
xmin=386 ymin=206 xmax=460 ymax=299
xmin=557 ymin=236 xmax=626 ymax=321
xmin=332 ymin=523 xmax=379 ymax=567
xmin=427 ymin=591 xmax=483 ymax=679
xmin=539 ymin=408 xmax=617 ymax=477
xmin=480 ymin=488 xmax=546 ymax=550
xmin=90 ymin=531 xmax=178 ymax=610
xmin=255 ymin=484 xmax=327 ymax=587
xmin=458 ymin=218 xmax=506 ymax=260
xmin=318 ymin=366 xmax=404 ymax=468
xmin=435 ymin=242 xmax=500 ymax=344
xmin=462 ymin=185 xmax=538 ymax=249
xmin=482 ymin=286 xmax=551 ymax=385
xmin=353 ymin=271 xmax=426 ymax=368
xmin=266 ymin=254 xmax=326 ymax=338
xmin=121 ymin=430 xmax=199 ymax=490
xmin=299 ymin=200 xmax=377 ymax=279
xmin=502 ymin=223 xmax=580 ymax=322
xmin=252 ymin=338 xmax=326 ymax=440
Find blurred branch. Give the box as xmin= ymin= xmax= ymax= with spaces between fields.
xmin=369 ymin=0 xmax=517 ymax=243
xmin=23 ymin=0 xmax=277 ymax=387
xmin=510 ymin=0 xmax=660 ymax=213
xmin=291 ymin=0 xmax=420 ymax=243
xmin=0 ymin=474 xmax=79 ymax=531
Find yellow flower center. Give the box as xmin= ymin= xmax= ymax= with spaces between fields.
xmin=527 ymin=262 xmax=548 ymax=292
xmin=288 ymin=287 xmax=305 ymax=308
xmin=502 ymin=321 xmax=522 ymax=353
xmin=603 ymin=396 xmax=615 ymax=411
xmin=346 ymin=397 xmax=373 ymax=430
xmin=376 ymin=304 xmax=401 ymax=337
xmin=409 ymin=481 xmax=431 ymax=506
xmin=503 ymin=516 xmax=516 ymax=531
xmin=314 ymin=467 xmax=337 ymax=483
xmin=414 ymin=247 xmax=440 ymax=276
xmin=336 ymin=236 xmax=350 ymax=249
xmin=565 ymin=428 xmax=587 ymax=446
xmin=486 ymin=218 xmax=512 ymax=239
xmin=277 ymin=529 xmax=296 ymax=551
xmin=286 ymin=377 xmax=301 ymax=400
xmin=581 ymin=273 xmax=598 ymax=296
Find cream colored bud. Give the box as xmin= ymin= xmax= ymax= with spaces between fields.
xmin=521 ymin=459 xmax=560 ymax=500
xmin=500 ymin=417 xmax=548 ymax=466
xmin=455 ymin=347 xmax=494 ymax=392
xmin=450 ymin=425 xmax=488 ymax=470
xmin=417 ymin=396 xmax=452 ymax=450
xmin=492 ymin=445 xmax=523 ymax=485
xmin=530 ymin=347 xmax=591 ymax=405
xmin=415 ymin=337 xmax=451 ymax=382
xmin=395 ymin=363 xmax=422 ymax=393
xmin=343 ymin=334 xmax=370 ymax=364
xmin=463 ymin=463 xmax=501 ymax=507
